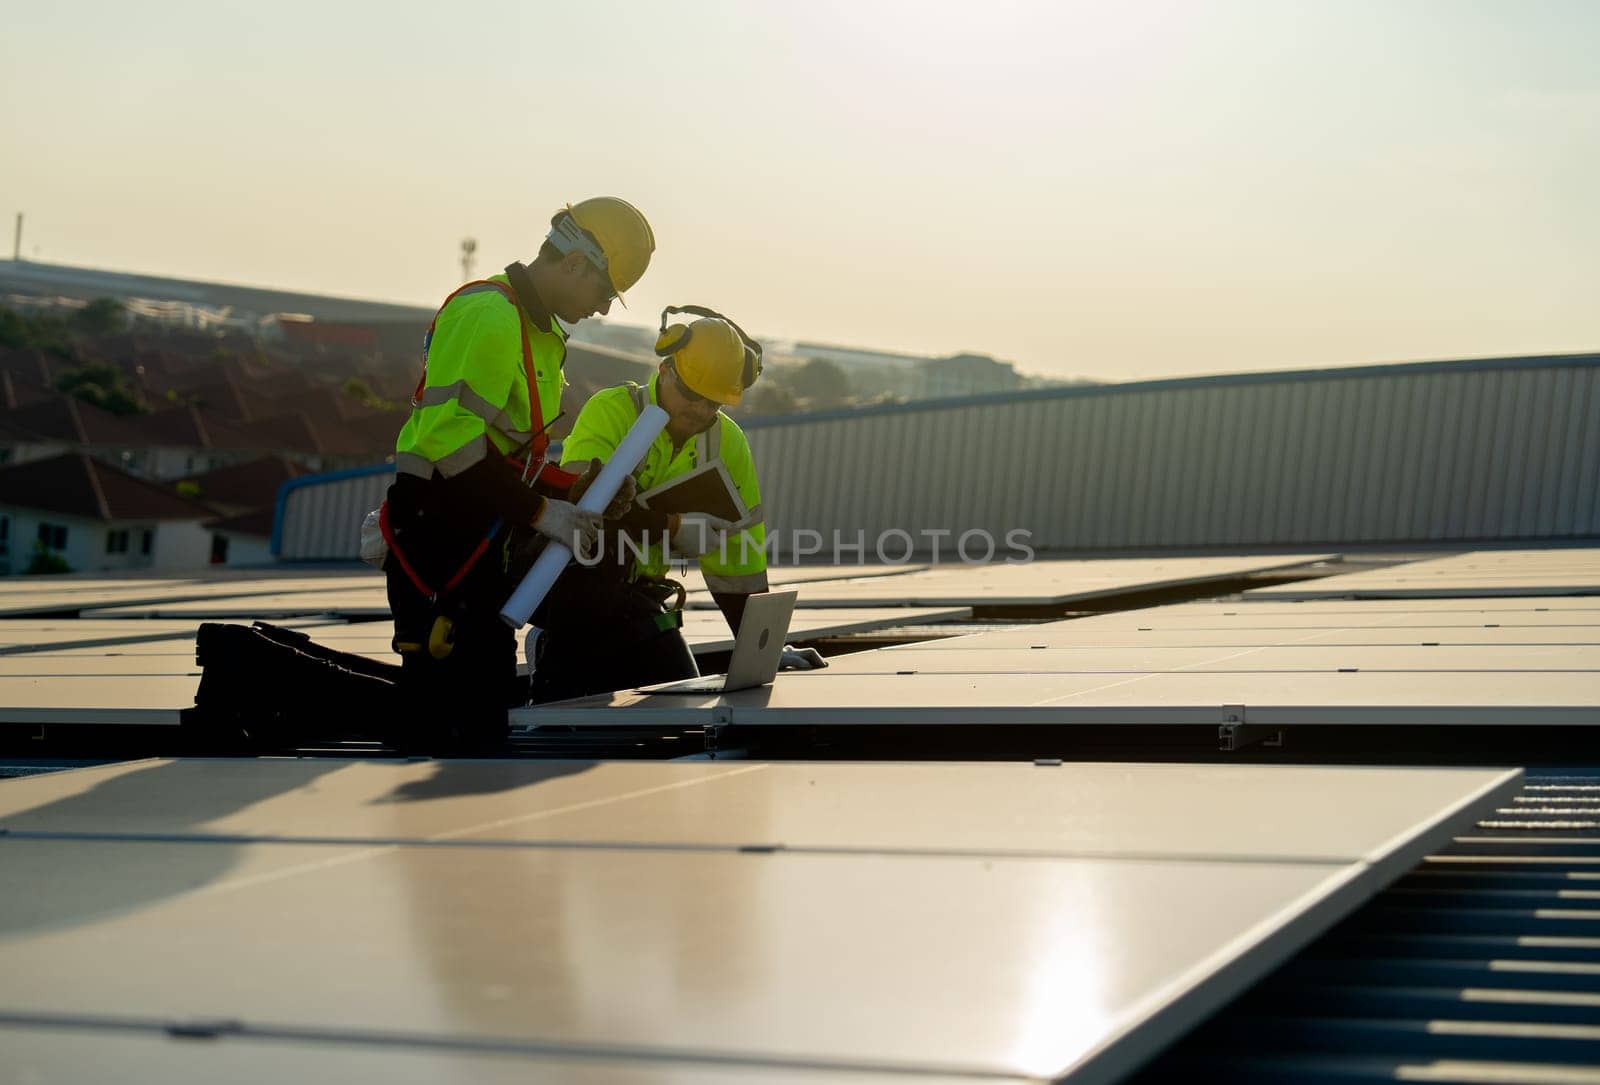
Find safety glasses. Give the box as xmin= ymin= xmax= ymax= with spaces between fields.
xmin=587 ymin=260 xmax=617 ymax=303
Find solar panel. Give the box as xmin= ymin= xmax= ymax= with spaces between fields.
xmin=0 ymin=675 xmax=196 ymax=725
xmin=0 ymin=758 xmax=1518 ymax=1083
xmin=0 ymin=576 xmax=205 ymax=596
xmin=878 ymin=625 xmax=1600 ymax=649
xmin=676 ymin=555 xmax=1336 ymax=609
xmin=19 ymin=610 xmax=970 ymax=682
xmin=1085 ymin=610 xmax=1587 ymax=630
xmin=0 ymin=618 xmax=337 ymax=656
xmin=0 ymin=759 xmax=759 ymax=838
xmin=0 ymin=837 xmax=1364 ymax=1080
xmin=0 ymin=1027 xmax=1006 ymax=1085
xmin=1247 ymin=548 xmax=1600 ymax=600
xmin=0 ymin=760 xmax=1516 ymax=867
xmin=877 ymin=600 xmax=1600 ymax=650
xmin=0 ymin=575 xmax=384 ymax=618
xmin=676 ymin=563 xmax=932 ymax=591
xmin=1187 ymin=597 xmax=1600 ymax=613
xmin=0 ymin=657 xmax=203 ymax=676
xmin=820 ymin=643 xmax=1600 ymax=675
xmin=678 ymin=606 xmax=971 ymax=654
xmin=455 ymin=762 xmax=1516 ymax=866
xmin=0 ymin=606 xmax=972 ymax=727
xmin=81 ymin=554 xmax=1332 ymax=617
xmin=517 ymin=668 xmax=1600 ymax=729
xmin=88 ymin=589 xmax=391 ymax=619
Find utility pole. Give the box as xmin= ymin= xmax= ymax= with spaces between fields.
xmin=12 ymin=213 xmax=20 ymax=262
xmin=460 ymin=237 xmax=477 ymax=281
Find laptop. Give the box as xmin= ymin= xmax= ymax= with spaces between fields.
xmin=643 ymin=590 xmax=798 ymax=695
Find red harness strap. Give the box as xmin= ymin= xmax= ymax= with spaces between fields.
xmin=379 ymin=501 xmax=501 ymax=602
xmin=414 ymin=278 xmax=573 ymax=486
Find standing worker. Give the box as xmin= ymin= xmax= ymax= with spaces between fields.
xmin=382 ymin=197 xmax=654 ymax=752
xmin=530 ymin=305 xmax=818 ymax=704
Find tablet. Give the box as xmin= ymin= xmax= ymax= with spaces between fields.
xmin=636 ymin=461 xmax=748 ymax=523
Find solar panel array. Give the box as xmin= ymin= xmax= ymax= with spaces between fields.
xmin=3 ymin=548 xmax=1596 ymax=1081
xmin=0 ymin=555 xmax=1328 ymax=730
xmin=0 ymin=758 xmax=1519 ymax=1082
xmin=518 ymin=594 xmax=1600 ymax=731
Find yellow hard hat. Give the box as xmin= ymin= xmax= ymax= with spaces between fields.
xmin=657 ymin=316 xmax=750 ymax=406
xmin=552 ymin=197 xmax=655 ymax=300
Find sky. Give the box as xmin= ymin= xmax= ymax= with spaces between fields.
xmin=2 ymin=0 xmax=1595 ymax=381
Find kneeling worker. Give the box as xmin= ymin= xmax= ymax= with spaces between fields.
xmin=530 ymin=306 xmax=781 ymax=703
xmin=383 ymin=196 xmax=654 ymax=751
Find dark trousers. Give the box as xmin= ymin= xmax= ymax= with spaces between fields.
xmin=383 ymin=484 xmax=529 ymax=755
xmin=528 ymin=567 xmax=699 ymax=704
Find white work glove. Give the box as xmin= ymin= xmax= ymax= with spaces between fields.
xmin=569 ymin=457 xmax=637 ymax=520
xmin=670 ymin=514 xmax=736 ymax=559
xmin=780 ymin=645 xmax=828 ymax=671
xmin=532 ymin=498 xmax=603 ymax=559
xmin=358 ymin=507 xmax=387 ymax=569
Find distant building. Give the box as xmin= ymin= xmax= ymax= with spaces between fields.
xmin=179 ymin=455 xmax=310 ymax=566
xmin=0 ymin=448 xmax=315 ymax=574
xmin=0 ymin=258 xmax=432 ymax=331
xmin=0 ymin=452 xmax=215 ymax=575
xmin=201 ymin=506 xmax=279 ymax=566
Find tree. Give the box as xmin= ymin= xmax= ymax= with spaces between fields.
xmin=0 ymin=304 xmax=75 ymax=359
xmin=75 ymin=297 xmax=126 ymax=335
xmin=0 ymin=307 xmax=33 ymax=349
xmin=738 ymin=380 xmax=800 ymax=416
xmin=24 ymin=540 xmax=73 ymax=575
xmin=56 ymin=361 xmax=145 ymax=416
xmin=787 ymin=357 xmax=853 ymax=409
xmin=341 ymin=375 xmax=400 ymax=411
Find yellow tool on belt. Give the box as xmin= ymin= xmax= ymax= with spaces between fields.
xmin=393 ymin=614 xmax=458 ymax=661
xmin=427 ymin=616 xmax=456 ymax=659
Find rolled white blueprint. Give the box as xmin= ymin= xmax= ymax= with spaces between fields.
xmin=499 ymin=404 xmax=669 ymax=628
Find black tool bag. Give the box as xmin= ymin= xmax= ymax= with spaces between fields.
xmin=190 ymin=622 xmax=403 ymax=752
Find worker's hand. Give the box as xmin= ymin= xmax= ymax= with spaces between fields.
xmin=532 ymin=498 xmax=603 ymax=560
xmin=569 ymin=458 xmax=636 ymax=520
xmin=670 ymin=514 xmax=736 ymax=559
xmin=779 ymin=645 xmax=828 ymax=671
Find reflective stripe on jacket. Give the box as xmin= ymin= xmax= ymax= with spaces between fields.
xmin=395 ymin=275 xmax=567 ymax=482
xmin=560 ymin=375 xmax=769 ymax=594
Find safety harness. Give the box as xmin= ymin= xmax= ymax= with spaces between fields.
xmin=378 ymin=504 xmax=503 ymax=605
xmin=411 ymin=278 xmax=578 ymax=489
xmin=626 ymin=381 xmax=722 ymax=466
xmin=383 ymin=279 xmax=573 ymax=656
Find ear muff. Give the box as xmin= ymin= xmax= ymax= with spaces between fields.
xmin=658 ymin=305 xmax=764 ymax=388
xmin=741 ymin=340 xmax=763 ymax=391
xmin=654 ymin=323 xmax=692 ymax=357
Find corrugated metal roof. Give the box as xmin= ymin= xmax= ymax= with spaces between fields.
xmin=741 ymin=351 xmax=1600 ymax=430
xmin=1129 ymin=768 xmax=1600 ymax=1084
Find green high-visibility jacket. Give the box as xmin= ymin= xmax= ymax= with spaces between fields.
xmin=561 ymin=375 xmax=770 ymax=595
xmin=395 ymin=273 xmax=567 ymax=496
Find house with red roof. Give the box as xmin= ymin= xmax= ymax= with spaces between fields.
xmin=0 ymin=452 xmax=216 ymax=575
xmin=177 ymin=455 xmax=309 ymax=565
